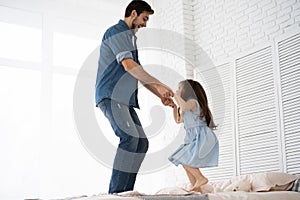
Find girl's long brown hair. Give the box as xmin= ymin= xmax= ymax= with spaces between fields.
xmin=180 ymin=79 xmax=217 ymax=129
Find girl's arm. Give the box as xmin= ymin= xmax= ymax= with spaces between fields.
xmin=172 ymin=104 xmax=182 ymax=123
xmin=174 ymin=93 xmax=197 ymax=112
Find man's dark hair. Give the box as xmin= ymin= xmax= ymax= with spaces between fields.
xmin=125 ymin=0 xmax=154 ymax=17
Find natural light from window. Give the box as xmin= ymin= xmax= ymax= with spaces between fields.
xmin=53 ymin=32 xmax=98 ymax=69
xmin=0 ymin=22 xmax=42 ymax=62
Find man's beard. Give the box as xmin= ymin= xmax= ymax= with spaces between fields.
xmin=131 ymin=18 xmax=138 ymax=32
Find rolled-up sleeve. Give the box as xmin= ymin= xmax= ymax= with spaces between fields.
xmin=104 ymin=30 xmax=135 ymax=64
xmin=116 ymin=51 xmax=133 ymax=64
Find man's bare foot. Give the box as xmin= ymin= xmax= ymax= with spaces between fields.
xmin=189 ymin=178 xmax=208 ymax=192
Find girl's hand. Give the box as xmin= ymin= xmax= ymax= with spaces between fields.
xmin=161 ymin=97 xmax=175 ymax=108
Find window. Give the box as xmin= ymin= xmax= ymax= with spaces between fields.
xmin=53 ymin=32 xmax=98 ymax=69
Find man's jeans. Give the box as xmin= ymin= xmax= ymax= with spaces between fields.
xmin=98 ymin=98 xmax=148 ymax=194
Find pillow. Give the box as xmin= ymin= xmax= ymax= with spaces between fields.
xmin=290 ymin=178 xmax=300 ymax=193
xmin=232 ymin=172 xmax=300 ymax=192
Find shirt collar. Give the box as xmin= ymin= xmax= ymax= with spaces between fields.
xmin=118 ymin=19 xmax=136 ymax=37
xmin=118 ymin=19 xmax=130 ymax=30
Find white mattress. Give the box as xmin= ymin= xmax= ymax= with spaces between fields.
xmin=50 ymin=191 xmax=300 ymax=200
xmin=208 ymin=191 xmax=300 ymax=200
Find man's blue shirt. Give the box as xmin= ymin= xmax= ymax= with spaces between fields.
xmin=95 ymin=20 xmax=140 ymax=108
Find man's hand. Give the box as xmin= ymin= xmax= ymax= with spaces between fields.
xmin=161 ymin=97 xmax=175 ymax=108
xmin=157 ymin=84 xmax=174 ymax=108
xmin=156 ymin=84 xmax=174 ymax=98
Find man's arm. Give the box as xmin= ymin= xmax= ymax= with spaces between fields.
xmin=121 ymin=58 xmax=174 ymax=99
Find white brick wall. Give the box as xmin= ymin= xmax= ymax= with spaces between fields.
xmin=151 ymin=0 xmax=194 ymax=79
xmin=151 ymin=0 xmax=184 ymax=33
xmin=150 ymin=0 xmax=195 ymax=186
xmin=193 ymin=0 xmax=300 ymax=62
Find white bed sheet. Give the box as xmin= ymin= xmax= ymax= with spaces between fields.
xmin=54 ymin=194 xmax=141 ymax=200
xmin=50 ymin=191 xmax=300 ymax=200
xmin=208 ymin=191 xmax=300 ymax=200
xmin=47 ymin=172 xmax=300 ymax=200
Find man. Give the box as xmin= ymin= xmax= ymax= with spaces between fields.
xmin=95 ymin=0 xmax=174 ymax=194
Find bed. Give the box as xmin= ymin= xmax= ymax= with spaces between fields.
xmin=45 ymin=191 xmax=300 ymax=200
xmin=42 ymin=172 xmax=300 ymax=200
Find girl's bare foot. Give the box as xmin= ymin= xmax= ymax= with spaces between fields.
xmin=190 ymin=178 xmax=208 ymax=192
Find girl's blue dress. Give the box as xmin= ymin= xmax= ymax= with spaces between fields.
xmin=168 ymin=99 xmax=219 ymax=168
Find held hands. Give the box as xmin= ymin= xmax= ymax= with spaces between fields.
xmin=161 ymin=97 xmax=175 ymax=108
xmin=163 ymin=90 xmax=181 ymax=108
xmin=156 ymin=84 xmax=175 ymax=108
xmin=156 ymin=83 xmax=174 ymax=99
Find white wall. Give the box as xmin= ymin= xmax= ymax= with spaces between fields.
xmin=193 ymin=0 xmax=300 ymax=62
xmin=152 ymin=0 xmax=300 ymax=187
xmin=0 ymin=0 xmax=190 ymax=199
xmin=192 ymin=0 xmax=300 ymax=176
xmin=0 ymin=0 xmax=143 ymax=199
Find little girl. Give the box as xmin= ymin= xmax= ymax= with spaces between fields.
xmin=168 ymin=79 xmax=219 ymax=192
